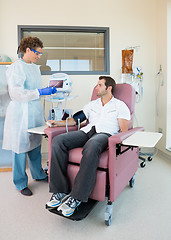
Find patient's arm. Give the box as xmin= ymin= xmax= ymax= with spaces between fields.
xmin=46 ymin=117 xmax=76 ymax=127
xmin=118 ymin=118 xmax=130 ymax=132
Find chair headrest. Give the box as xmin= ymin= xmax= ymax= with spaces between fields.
xmin=91 ymin=83 xmax=136 ymax=128
xmin=113 ymin=84 xmax=136 ymax=115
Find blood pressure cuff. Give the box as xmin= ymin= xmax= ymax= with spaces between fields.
xmin=73 ymin=110 xmax=87 ymax=125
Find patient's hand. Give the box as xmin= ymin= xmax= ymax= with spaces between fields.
xmin=46 ymin=118 xmax=76 ymax=128
xmin=46 ymin=120 xmax=56 ymax=127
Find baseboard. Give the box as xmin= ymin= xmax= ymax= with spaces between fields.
xmin=0 ymin=167 xmax=12 ymax=172
xmin=158 ymin=150 xmax=171 ymax=161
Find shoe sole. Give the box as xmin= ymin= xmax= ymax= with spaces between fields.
xmin=45 ymin=202 xmax=61 ymax=209
xmin=46 ymin=194 xmax=70 ymax=210
xmin=58 ymin=209 xmax=75 ymax=217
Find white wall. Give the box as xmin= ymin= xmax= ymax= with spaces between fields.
xmin=167 ymin=1 xmax=171 ymax=151
xmin=1 ymin=0 xmax=163 ymax=155
xmin=155 ymin=0 xmax=171 ymax=157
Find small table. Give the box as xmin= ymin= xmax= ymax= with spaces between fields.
xmin=27 ymin=125 xmax=47 ymax=135
xmin=122 ymin=131 xmax=162 ymax=148
xmin=122 ymin=131 xmax=162 ymax=168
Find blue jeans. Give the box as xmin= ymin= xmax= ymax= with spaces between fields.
xmin=12 ymin=145 xmax=47 ymax=191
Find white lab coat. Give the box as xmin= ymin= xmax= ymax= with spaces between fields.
xmin=2 ymin=59 xmax=44 ymax=154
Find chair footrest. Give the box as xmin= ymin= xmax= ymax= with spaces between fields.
xmin=48 ymin=198 xmax=98 ymax=221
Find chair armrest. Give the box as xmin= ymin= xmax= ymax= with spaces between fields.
xmin=44 ymin=122 xmax=87 ymax=139
xmin=44 ymin=126 xmax=78 ymax=139
xmin=108 ymin=127 xmax=144 ymax=145
xmin=44 ymin=122 xmax=87 ymax=170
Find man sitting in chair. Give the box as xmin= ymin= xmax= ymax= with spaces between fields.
xmin=45 ymin=76 xmax=130 ymax=217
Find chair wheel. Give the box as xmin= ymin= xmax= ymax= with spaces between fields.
xmin=105 ymin=203 xmax=113 ymax=226
xmin=140 ymin=162 xmax=146 ymax=168
xmin=148 ymin=156 xmax=152 ymax=161
xmin=105 ymin=215 xmax=112 ymax=226
xmin=129 ymin=174 xmax=135 ymax=188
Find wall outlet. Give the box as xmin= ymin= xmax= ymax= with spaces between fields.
xmin=158 ymin=128 xmax=163 ymax=133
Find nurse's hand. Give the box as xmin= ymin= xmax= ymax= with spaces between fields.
xmin=38 ymin=87 xmax=57 ymax=95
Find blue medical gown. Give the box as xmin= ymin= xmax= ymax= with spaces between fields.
xmin=2 ymin=59 xmax=44 ymax=154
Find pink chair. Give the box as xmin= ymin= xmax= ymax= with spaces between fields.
xmin=44 ymin=83 xmax=144 ymax=226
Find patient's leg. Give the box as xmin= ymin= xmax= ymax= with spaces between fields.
xmin=71 ymin=133 xmax=110 ymax=202
xmin=49 ymin=130 xmax=88 ymax=194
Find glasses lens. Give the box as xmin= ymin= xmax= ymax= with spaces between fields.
xmin=30 ymin=48 xmax=42 ymax=56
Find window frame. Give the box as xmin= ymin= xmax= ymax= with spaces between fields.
xmin=18 ymin=25 xmax=110 ymax=75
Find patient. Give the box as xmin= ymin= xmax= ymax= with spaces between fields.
xmin=45 ymin=76 xmax=131 ymax=217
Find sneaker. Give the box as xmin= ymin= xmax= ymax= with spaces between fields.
xmin=46 ymin=193 xmax=68 ymax=209
xmin=58 ymin=196 xmax=81 ymax=217
xmin=20 ymin=187 xmax=32 ymax=196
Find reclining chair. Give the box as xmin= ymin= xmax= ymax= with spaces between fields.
xmin=44 ymin=83 xmax=144 ymax=226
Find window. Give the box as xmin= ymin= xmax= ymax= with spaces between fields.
xmin=18 ymin=26 xmax=110 ymax=75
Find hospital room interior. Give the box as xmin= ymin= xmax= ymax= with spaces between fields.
xmin=1 ymin=0 xmax=171 ymax=239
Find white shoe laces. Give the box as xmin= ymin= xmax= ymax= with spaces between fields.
xmin=51 ymin=193 xmax=65 ymax=201
xmin=66 ymin=197 xmax=81 ymax=208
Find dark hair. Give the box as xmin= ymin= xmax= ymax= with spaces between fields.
xmin=99 ymin=76 xmax=116 ymax=94
xmin=18 ymin=36 xmax=43 ymax=53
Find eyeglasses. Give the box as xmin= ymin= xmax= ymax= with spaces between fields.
xmin=30 ymin=48 xmax=43 ymax=56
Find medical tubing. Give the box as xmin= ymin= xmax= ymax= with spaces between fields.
xmin=43 ymin=97 xmax=46 ymax=122
xmin=64 ymin=98 xmax=67 ymax=114
xmin=156 ymin=76 xmax=160 ymax=116
xmin=52 ymin=98 xmax=55 ymax=109
xmin=78 ymin=118 xmax=80 ymax=130
xmin=65 ymin=117 xmax=69 ymax=133
xmin=155 ymin=71 xmax=163 ymax=116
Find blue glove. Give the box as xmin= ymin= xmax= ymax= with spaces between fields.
xmin=38 ymin=87 xmax=57 ymax=96
xmin=51 ymin=87 xmax=57 ymax=94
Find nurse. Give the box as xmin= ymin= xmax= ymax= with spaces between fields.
xmin=3 ymin=36 xmax=57 ymax=196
